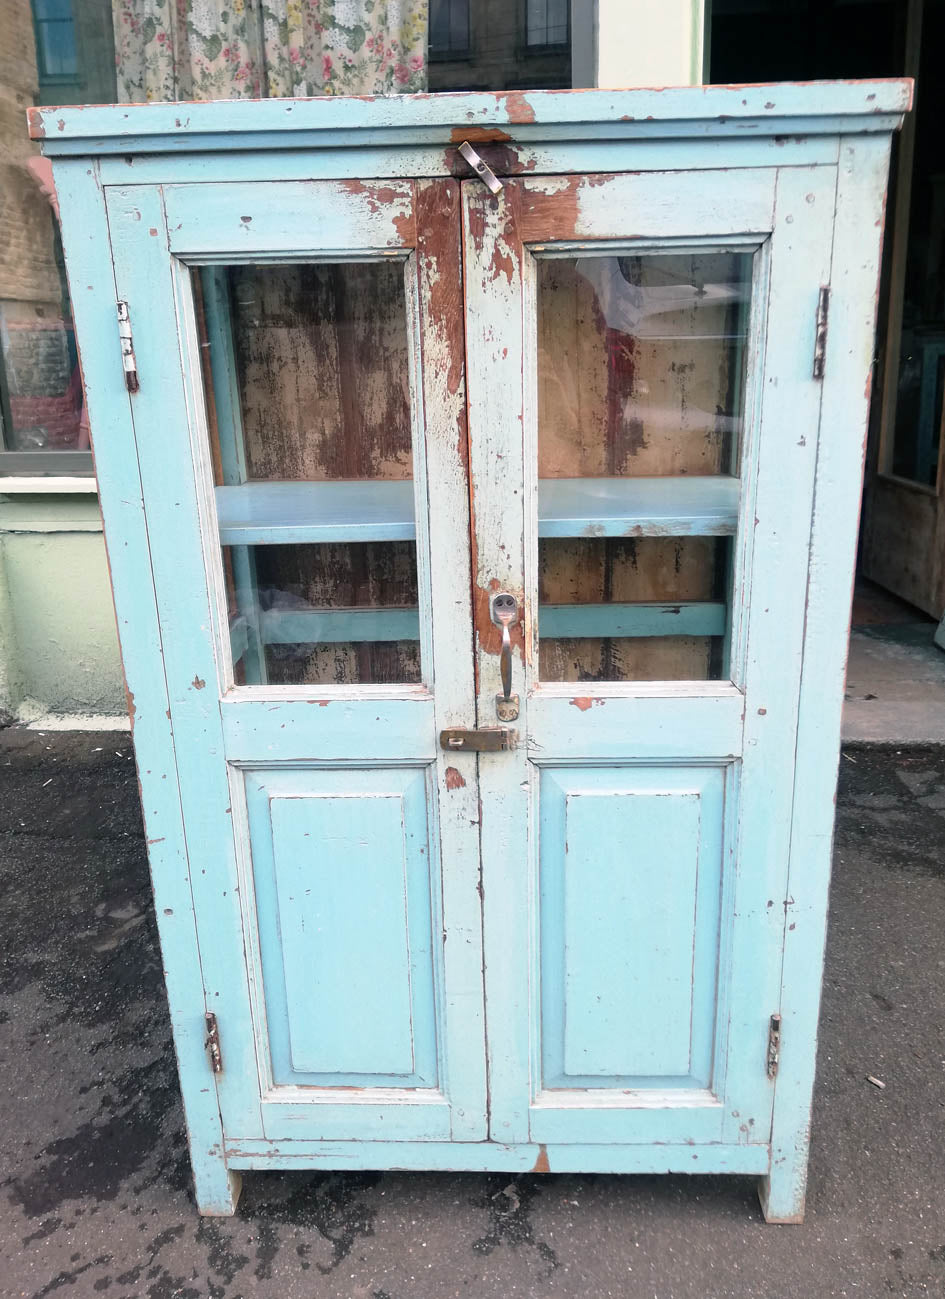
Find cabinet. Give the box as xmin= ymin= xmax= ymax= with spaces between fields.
xmin=31 ymin=81 xmax=910 ymax=1222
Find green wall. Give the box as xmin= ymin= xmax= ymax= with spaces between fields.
xmin=0 ymin=494 xmax=126 ymax=720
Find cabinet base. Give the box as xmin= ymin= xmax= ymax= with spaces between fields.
xmin=191 ymin=1141 xmax=810 ymax=1220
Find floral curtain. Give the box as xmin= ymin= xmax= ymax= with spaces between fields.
xmin=113 ymin=0 xmax=428 ymax=102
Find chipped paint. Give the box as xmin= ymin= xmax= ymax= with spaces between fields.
xmin=532 ymin=1145 xmax=551 ymax=1173
xmin=498 ymin=91 xmax=537 ymax=125
xmin=450 ymin=126 xmax=512 ymax=145
xmin=445 ymin=767 xmax=466 ymax=790
xmin=569 ymin=697 xmax=605 ymax=711
xmin=339 ymin=178 xmax=415 ymax=246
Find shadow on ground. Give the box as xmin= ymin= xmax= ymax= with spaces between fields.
xmin=1 ymin=730 xmax=944 ymax=1299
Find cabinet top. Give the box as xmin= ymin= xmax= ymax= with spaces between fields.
xmin=30 ymin=81 xmax=910 ymax=158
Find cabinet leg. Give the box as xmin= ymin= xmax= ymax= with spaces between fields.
xmin=757 ymin=1157 xmax=806 ymax=1224
xmin=192 ymin=1161 xmax=242 ymax=1217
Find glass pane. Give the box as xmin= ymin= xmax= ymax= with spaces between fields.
xmin=536 ymin=250 xmax=752 ymax=682
xmin=195 ymin=261 xmax=420 ymax=687
xmin=224 ymin=542 xmax=420 ymax=687
xmin=539 ymin=537 xmax=730 ymax=682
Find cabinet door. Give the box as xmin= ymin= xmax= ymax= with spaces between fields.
xmin=463 ymin=168 xmax=837 ymax=1150
xmin=104 ymin=178 xmax=487 ymax=1145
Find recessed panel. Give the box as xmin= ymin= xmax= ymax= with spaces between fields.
xmin=270 ymin=794 xmax=414 ymax=1076
xmin=245 ymin=766 xmax=438 ymax=1088
xmin=540 ymin=765 xmax=725 ymax=1089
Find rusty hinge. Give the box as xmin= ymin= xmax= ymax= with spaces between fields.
xmin=205 ymin=1011 xmax=223 ymax=1074
xmin=766 ymin=1012 xmax=782 ymax=1079
xmin=812 ymin=286 xmax=830 ymax=379
xmin=116 ymin=300 xmax=139 ymax=393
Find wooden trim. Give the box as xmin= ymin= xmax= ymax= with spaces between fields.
xmin=876 ymin=0 xmax=924 ymax=475
xmin=29 ymin=82 xmax=912 ymax=155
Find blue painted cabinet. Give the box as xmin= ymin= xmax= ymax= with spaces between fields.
xmin=32 ymin=82 xmax=909 ymax=1221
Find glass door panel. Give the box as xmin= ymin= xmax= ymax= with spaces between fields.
xmin=195 ymin=260 xmax=422 ymax=686
xmin=536 ymin=250 xmax=752 ymax=681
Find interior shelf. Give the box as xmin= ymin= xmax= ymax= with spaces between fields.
xmin=215 ymin=476 xmax=740 ymax=546
xmin=229 ymin=601 xmax=726 ymax=656
xmin=216 ymin=481 xmax=416 ymax=546
xmin=537 ymin=476 xmax=739 ymax=538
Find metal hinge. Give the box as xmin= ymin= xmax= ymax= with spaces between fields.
xmin=766 ymin=1012 xmax=782 ymax=1079
xmin=205 ymin=1011 xmax=223 ymax=1074
xmin=116 ymin=300 xmax=140 ymax=393
xmin=812 ymin=286 xmax=830 ymax=379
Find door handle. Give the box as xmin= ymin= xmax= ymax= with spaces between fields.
xmin=490 ymin=592 xmax=520 ymax=721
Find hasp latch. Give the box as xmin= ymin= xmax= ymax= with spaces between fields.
xmin=440 ymin=727 xmax=517 ymax=752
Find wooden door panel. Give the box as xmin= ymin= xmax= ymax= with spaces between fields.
xmin=464 ymin=166 xmax=838 ymax=1149
xmin=538 ymin=765 xmax=725 ymax=1090
xmin=105 ymin=177 xmax=486 ymax=1145
xmin=246 ymin=767 xmax=438 ymax=1088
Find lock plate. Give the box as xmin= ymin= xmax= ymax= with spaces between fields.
xmin=440 ymin=727 xmax=517 ymax=752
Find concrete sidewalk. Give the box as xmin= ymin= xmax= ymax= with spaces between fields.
xmin=1 ymin=730 xmax=944 ymax=1299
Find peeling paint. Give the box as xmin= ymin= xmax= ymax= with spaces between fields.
xmin=570 ymin=697 xmax=605 ymax=711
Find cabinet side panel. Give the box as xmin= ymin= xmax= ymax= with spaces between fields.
xmin=761 ymin=133 xmax=894 ymax=1224
xmin=49 ymin=160 xmax=237 ymax=1212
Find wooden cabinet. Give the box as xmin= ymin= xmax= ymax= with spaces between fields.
xmin=31 ymin=82 xmax=909 ymax=1221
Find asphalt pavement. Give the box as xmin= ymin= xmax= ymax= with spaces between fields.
xmin=1 ymin=730 xmax=943 ymax=1299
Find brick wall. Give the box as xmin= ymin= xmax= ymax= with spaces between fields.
xmin=0 ymin=0 xmax=61 ymax=307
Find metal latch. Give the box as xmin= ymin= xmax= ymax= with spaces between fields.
xmin=205 ymin=1011 xmax=223 ymax=1074
xmin=766 ymin=1012 xmax=781 ymax=1079
xmin=440 ymin=727 xmax=516 ymax=752
xmin=457 ymin=141 xmax=503 ymax=195
xmin=116 ymin=300 xmax=139 ymax=393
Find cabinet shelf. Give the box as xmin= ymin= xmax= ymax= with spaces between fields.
xmin=216 ymin=476 xmax=740 ymax=547
xmin=537 ymin=476 xmax=739 ymax=538
xmin=228 ymin=601 xmax=726 ymax=659
xmin=216 ymin=481 xmax=415 ymax=546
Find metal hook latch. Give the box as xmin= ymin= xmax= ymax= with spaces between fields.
xmin=457 ymin=140 xmax=504 ymax=195
xmin=490 ymin=591 xmax=520 ymax=721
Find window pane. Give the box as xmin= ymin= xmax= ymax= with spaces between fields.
xmin=0 ymin=305 xmax=84 ymax=451
xmin=33 ymin=0 xmax=74 ymax=20
xmin=527 ymin=0 xmax=569 ymax=45
xmin=429 ymin=0 xmax=469 ymax=55
xmin=196 ymin=261 xmax=421 ymax=687
xmin=536 ymin=250 xmax=752 ymax=682
xmin=39 ymin=20 xmax=78 ymax=77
